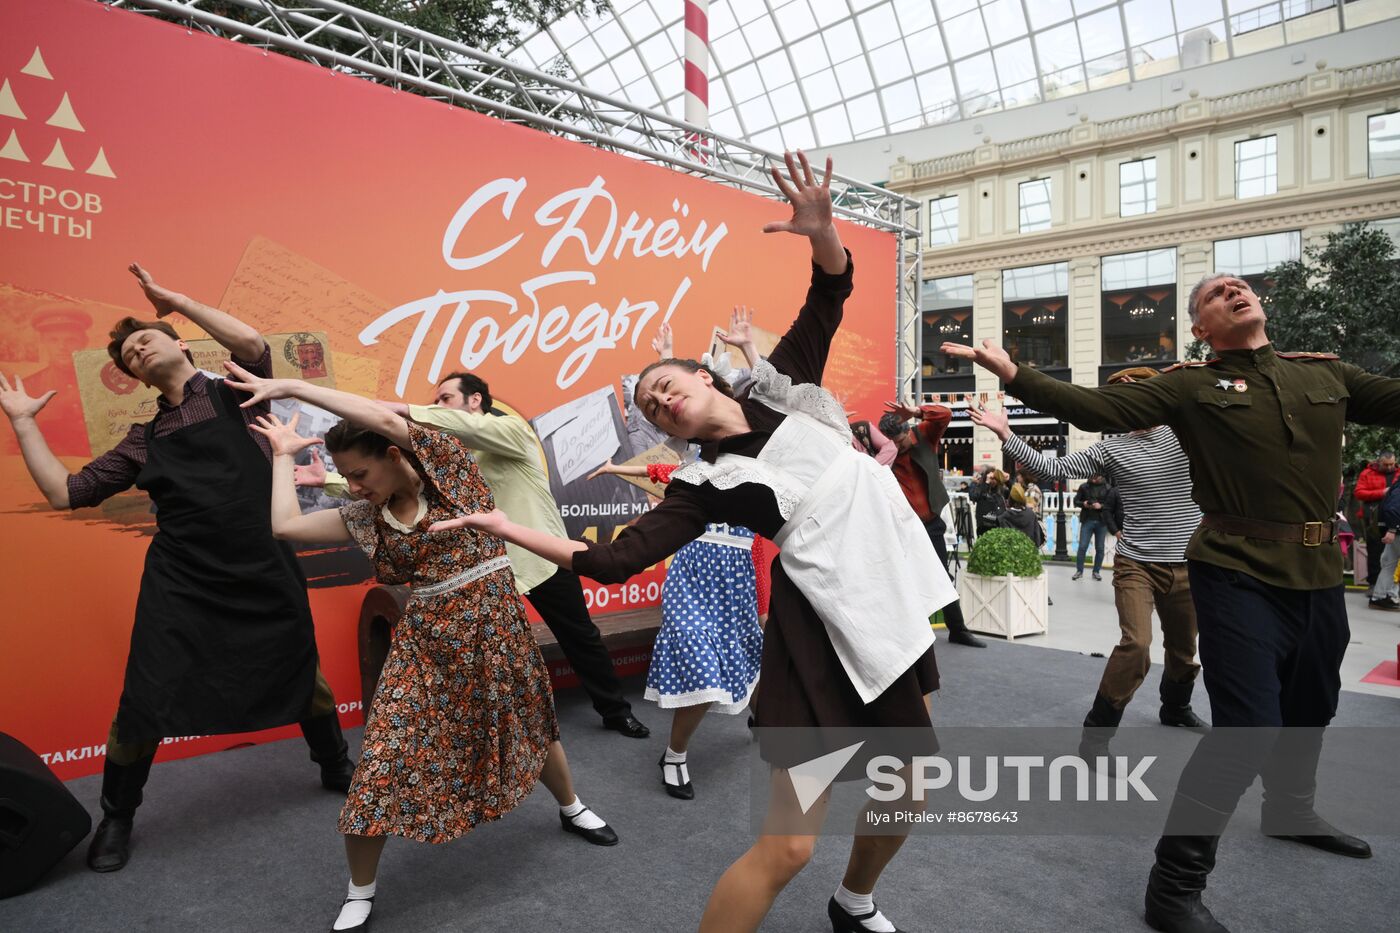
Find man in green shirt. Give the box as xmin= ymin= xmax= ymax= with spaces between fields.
xmin=302 ymin=372 xmax=648 ymax=739
xmin=946 ymin=273 xmax=1399 ymax=933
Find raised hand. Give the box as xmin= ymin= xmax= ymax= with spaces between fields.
xmin=882 ymin=400 xmax=920 ymax=422
xmin=0 ymin=374 xmax=56 ymax=422
xmin=294 ymin=448 xmax=328 ymax=488
xmin=940 ymin=339 xmax=1018 ymax=383
xmin=249 ymin=412 xmax=321 ymax=458
xmin=223 ymin=360 xmax=294 ymax=408
xmin=128 ymin=263 xmax=185 ymax=319
xmin=650 ymin=321 xmax=673 ymax=359
xmin=427 ymin=507 xmax=508 ymax=535
xmin=716 ymin=305 xmax=756 ymax=350
xmin=762 ymin=150 xmax=833 ymax=239
xmin=968 ymin=402 xmax=1012 ymax=440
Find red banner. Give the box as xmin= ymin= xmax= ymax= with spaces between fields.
xmin=0 ymin=0 xmax=897 ymax=778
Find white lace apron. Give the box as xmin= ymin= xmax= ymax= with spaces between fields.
xmin=673 ymin=361 xmax=956 ymax=703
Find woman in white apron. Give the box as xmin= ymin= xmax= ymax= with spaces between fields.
xmin=431 ymin=152 xmax=957 ymax=933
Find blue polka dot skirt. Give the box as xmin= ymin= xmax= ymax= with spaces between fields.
xmin=645 ymin=524 xmax=764 ymax=714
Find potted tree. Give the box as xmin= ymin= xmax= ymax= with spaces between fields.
xmin=960 ymin=528 xmax=1048 ymax=640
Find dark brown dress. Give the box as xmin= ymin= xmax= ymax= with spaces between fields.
xmin=573 ymin=254 xmax=939 ymax=732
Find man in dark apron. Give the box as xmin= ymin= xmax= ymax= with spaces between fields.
xmin=0 ymin=264 xmax=352 ymax=873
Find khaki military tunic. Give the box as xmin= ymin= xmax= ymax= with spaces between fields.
xmin=1006 ymin=345 xmax=1400 ymax=590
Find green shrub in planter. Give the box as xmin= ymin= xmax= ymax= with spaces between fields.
xmin=966 ymin=528 xmax=1044 ymax=578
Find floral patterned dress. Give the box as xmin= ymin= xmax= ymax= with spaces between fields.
xmin=337 ymin=424 xmax=559 ymax=844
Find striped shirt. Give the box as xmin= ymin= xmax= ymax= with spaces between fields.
xmin=1004 ymin=426 xmax=1201 ymax=563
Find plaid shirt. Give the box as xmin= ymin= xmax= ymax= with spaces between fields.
xmin=67 ymin=345 xmax=273 ymax=509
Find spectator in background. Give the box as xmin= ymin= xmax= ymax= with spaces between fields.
xmin=879 ymin=406 xmax=986 ymax=648
xmin=1013 ymin=469 xmax=1043 ymax=515
xmin=998 ymin=485 xmax=1045 ymax=547
xmin=1355 ymin=450 xmax=1398 ymax=604
xmin=1073 ymin=472 xmax=1117 ymax=581
xmin=1372 ymin=477 xmax=1400 ymax=611
xmin=974 ymin=468 xmax=1011 ymax=537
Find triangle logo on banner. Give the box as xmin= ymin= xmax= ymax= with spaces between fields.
xmin=46 ymin=92 xmax=83 ymax=131
xmin=0 ymin=128 xmax=29 ymax=162
xmin=21 ymin=48 xmax=53 ymax=80
xmin=86 ymin=146 xmax=115 ymax=177
xmin=0 ymin=79 xmax=25 ymax=119
xmin=42 ymin=138 xmax=73 ymax=170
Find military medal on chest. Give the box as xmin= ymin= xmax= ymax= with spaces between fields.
xmin=1215 ymin=378 xmax=1248 ymax=393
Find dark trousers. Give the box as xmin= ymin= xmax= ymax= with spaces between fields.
xmin=1364 ymin=531 xmax=1383 ymax=590
xmin=1171 ymin=561 xmax=1348 ymax=823
xmin=923 ymin=517 xmax=972 ymax=635
xmin=1076 ymin=518 xmax=1108 ymax=573
xmin=102 ymin=666 xmax=344 ymax=817
xmin=525 ymin=567 xmax=632 ymax=721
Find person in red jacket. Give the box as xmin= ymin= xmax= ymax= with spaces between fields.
xmin=879 ymin=403 xmax=987 ymax=647
xmin=1354 ymin=450 xmax=1398 ymax=604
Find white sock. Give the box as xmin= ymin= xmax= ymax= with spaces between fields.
xmin=834 ymin=884 xmax=896 ymax=933
xmin=333 ymin=880 xmax=375 ymax=931
xmin=560 ymin=796 xmax=606 ymax=830
xmin=662 ymin=747 xmax=690 ymax=787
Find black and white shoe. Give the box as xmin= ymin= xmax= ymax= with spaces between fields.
xmin=331 ymin=896 xmax=374 ymax=931
xmin=828 ymin=896 xmax=907 ymax=932
xmin=659 ymin=752 xmax=695 ymax=800
xmin=559 ymin=808 xmax=619 ymax=846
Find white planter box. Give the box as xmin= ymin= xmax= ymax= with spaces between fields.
xmin=960 ymin=572 xmax=1049 ymax=641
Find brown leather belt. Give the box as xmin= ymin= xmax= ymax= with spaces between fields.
xmin=1201 ymin=513 xmax=1337 ymax=547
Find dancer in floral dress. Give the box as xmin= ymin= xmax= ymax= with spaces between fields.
xmin=225 ymin=368 xmax=618 ymax=933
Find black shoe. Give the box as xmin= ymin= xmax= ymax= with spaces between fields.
xmin=602 ymin=714 xmax=650 ymax=739
xmin=1263 ymin=811 xmax=1372 ymax=859
xmin=827 ymin=896 xmax=907 ymax=933
xmin=559 ymin=808 xmax=619 ymax=846
xmin=1368 ymin=596 xmax=1400 ymax=612
xmin=321 ymin=757 xmax=356 ymax=794
xmin=86 ymin=815 xmax=134 ymax=873
xmin=1071 ymin=571 xmax=1083 ymax=581
xmin=659 ymin=752 xmax=694 ymax=800
xmin=330 ymin=896 xmax=374 ymax=931
xmin=1144 ymin=834 xmax=1228 ymax=933
xmin=1159 ymin=679 xmax=1208 ymax=730
xmin=946 ymin=629 xmax=986 ymax=648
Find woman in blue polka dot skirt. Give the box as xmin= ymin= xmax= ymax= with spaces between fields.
xmin=587 ymin=458 xmax=762 ymax=800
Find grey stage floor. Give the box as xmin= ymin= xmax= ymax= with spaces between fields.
xmin=2 ymin=636 xmax=1395 ymax=933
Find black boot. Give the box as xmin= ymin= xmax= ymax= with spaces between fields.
xmin=1145 ymin=833 xmax=1229 ymax=932
xmin=1159 ymin=679 xmax=1208 ymax=729
xmin=1078 ymin=691 xmax=1123 ymax=774
xmin=1145 ymin=792 xmax=1232 ymax=932
xmin=300 ymin=713 xmax=355 ymax=793
xmin=87 ymin=755 xmax=154 ymax=873
xmin=1260 ymin=730 xmax=1371 ymax=859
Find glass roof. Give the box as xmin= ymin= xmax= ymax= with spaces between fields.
xmin=507 ymin=0 xmax=1393 ymax=151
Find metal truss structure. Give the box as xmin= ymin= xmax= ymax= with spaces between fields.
xmin=101 ymin=0 xmax=924 ymax=403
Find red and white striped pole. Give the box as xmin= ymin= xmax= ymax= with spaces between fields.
xmin=683 ymin=0 xmax=709 ymax=160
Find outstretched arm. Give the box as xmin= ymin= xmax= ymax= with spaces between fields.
xmin=428 ymin=507 xmax=587 ymax=569
xmin=969 ymin=402 xmax=1106 ymax=479
xmin=224 ymin=362 xmax=411 ymax=448
xmin=129 ymin=263 xmax=265 ymax=362
xmin=248 ymin=413 xmax=352 ymax=543
xmin=943 ymin=339 xmax=1178 ymax=433
xmin=0 ymin=374 xmax=69 ymax=509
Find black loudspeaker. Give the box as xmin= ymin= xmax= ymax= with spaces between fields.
xmin=0 ymin=732 xmax=92 ymax=898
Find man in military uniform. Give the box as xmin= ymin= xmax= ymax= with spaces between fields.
xmin=945 ymin=272 xmax=1399 ymax=933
